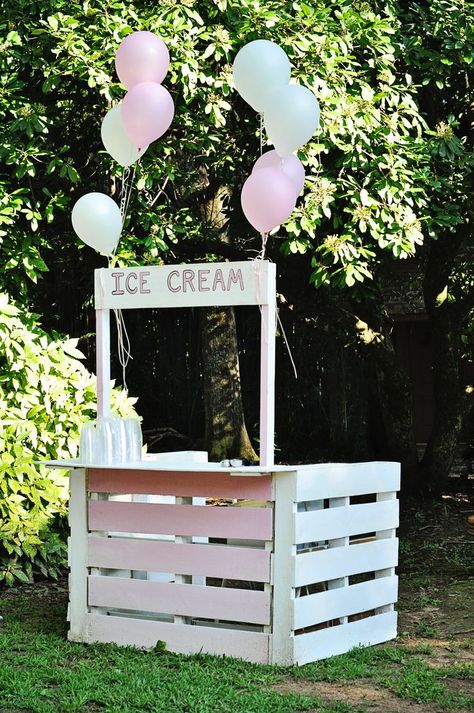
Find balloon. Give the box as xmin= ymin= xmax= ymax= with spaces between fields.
xmin=101 ymin=105 xmax=147 ymax=167
xmin=115 ymin=31 xmax=170 ymax=89
xmin=71 ymin=193 xmax=122 ymax=255
xmin=241 ymin=167 xmax=296 ymax=233
xmin=121 ymin=82 xmax=174 ymax=149
xmin=233 ymin=40 xmax=291 ymax=113
xmin=264 ymin=84 xmax=320 ymax=157
xmin=252 ymin=150 xmax=305 ymax=197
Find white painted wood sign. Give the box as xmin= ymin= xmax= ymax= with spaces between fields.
xmin=95 ymin=260 xmax=273 ymax=310
xmin=94 ymin=260 xmax=276 ymax=466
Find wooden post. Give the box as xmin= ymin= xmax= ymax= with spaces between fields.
xmin=259 ymin=263 xmax=276 ymax=467
xmin=68 ymin=468 xmax=88 ymax=642
xmin=327 ymin=496 xmax=350 ymax=624
xmin=270 ymin=470 xmax=297 ymax=665
xmin=375 ymin=490 xmax=398 ymax=614
xmin=96 ymin=308 xmax=110 ymax=418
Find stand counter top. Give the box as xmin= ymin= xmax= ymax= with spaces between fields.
xmin=40 ymin=457 xmax=301 ymax=476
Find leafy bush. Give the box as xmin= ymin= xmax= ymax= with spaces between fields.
xmin=0 ymin=293 xmax=136 ymax=585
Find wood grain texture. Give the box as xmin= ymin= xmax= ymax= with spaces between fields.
xmin=86 ymin=613 xmax=270 ymax=663
xmin=89 ymin=500 xmax=273 ymax=540
xmin=68 ymin=469 xmax=88 ymax=643
xmin=294 ymin=575 xmax=398 ymax=629
xmin=296 ymin=462 xmax=400 ymax=502
xmin=88 ymin=576 xmax=271 ymax=625
xmin=87 ymin=468 xmax=272 ymax=501
xmin=88 ymin=537 xmax=271 ymax=582
xmin=293 ymin=611 xmax=397 ymax=665
xmin=295 ymin=499 xmax=399 ymax=544
xmin=294 ymin=538 xmax=399 ymax=588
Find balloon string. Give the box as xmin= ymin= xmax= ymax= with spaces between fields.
xmin=259 ymin=231 xmax=268 ymax=260
xmin=259 ymin=112 xmax=264 ymax=157
xmin=145 ymin=175 xmax=170 ymax=208
xmin=253 ymin=257 xmax=297 ymax=380
xmin=113 ymin=308 xmax=133 ymax=394
xmin=120 ymin=167 xmax=130 ymax=218
xmin=276 ymin=310 xmax=298 ymax=380
xmin=120 ymin=164 xmax=136 ymax=223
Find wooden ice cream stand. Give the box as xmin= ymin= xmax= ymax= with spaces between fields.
xmin=45 ymin=259 xmax=399 ymax=664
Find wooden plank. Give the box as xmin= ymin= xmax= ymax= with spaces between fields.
xmin=293 ymin=611 xmax=398 ymax=665
xmin=88 ymin=537 xmax=271 ymax=582
xmin=94 ymin=261 xmax=272 ymax=310
xmin=270 ymin=471 xmax=297 ymax=665
xmin=295 ymin=500 xmax=398 ymax=545
xmin=95 ymin=309 xmax=110 ymax=419
xmin=326 ymin=496 xmax=349 ymax=626
xmin=259 ymin=261 xmax=276 ymax=467
xmin=294 ymin=538 xmax=399 ymax=588
xmin=296 ymin=462 xmax=400 ymax=502
xmin=87 ymin=468 xmax=272 ymax=501
xmin=294 ymin=575 xmax=398 ymax=630
xmin=85 ymin=613 xmax=270 ymax=663
xmin=88 ymin=576 xmax=271 ymax=625
xmin=375 ymin=491 xmax=398 ymax=614
xmin=68 ymin=468 xmax=88 ymax=642
xmin=89 ymin=500 xmax=273 ymax=540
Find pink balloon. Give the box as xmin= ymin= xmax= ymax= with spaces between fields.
xmin=241 ymin=167 xmax=297 ymax=233
xmin=253 ymin=150 xmax=305 ymax=197
xmin=115 ymin=31 xmax=170 ymax=89
xmin=122 ymin=82 xmax=174 ymax=149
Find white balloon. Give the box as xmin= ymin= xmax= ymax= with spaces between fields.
xmin=101 ymin=105 xmax=147 ymax=167
xmin=233 ymin=40 xmax=291 ymax=113
xmin=72 ymin=193 xmax=122 ymax=255
xmin=264 ymin=84 xmax=320 ymax=157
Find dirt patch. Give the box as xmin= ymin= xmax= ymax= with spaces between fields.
xmin=272 ymin=679 xmax=454 ymax=712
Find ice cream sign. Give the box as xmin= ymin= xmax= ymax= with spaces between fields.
xmin=95 ymin=260 xmax=273 ymax=309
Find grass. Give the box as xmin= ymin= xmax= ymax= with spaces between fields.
xmin=0 ymin=620 xmax=347 ymax=713
xmin=1 ymin=495 xmax=473 ymax=712
xmin=1 ymin=583 xmax=473 ymax=712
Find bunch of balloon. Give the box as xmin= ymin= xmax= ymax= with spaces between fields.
xmin=72 ymin=31 xmax=174 ymax=255
xmin=234 ymin=40 xmax=320 ymax=235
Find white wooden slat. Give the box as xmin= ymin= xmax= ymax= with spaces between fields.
xmin=259 ymin=262 xmax=276 ymax=467
xmin=293 ymin=611 xmax=398 ymax=665
xmin=294 ymin=538 xmax=399 ymax=588
xmin=296 ymin=462 xmax=400 ymax=502
xmin=295 ymin=499 xmax=399 ymax=545
xmin=68 ymin=468 xmax=88 ymax=643
xmin=88 ymin=575 xmax=271 ymax=625
xmin=86 ymin=613 xmax=270 ymax=664
xmin=294 ymin=575 xmax=398 ymax=630
xmin=269 ymin=471 xmax=297 ymax=665
xmin=375 ymin=491 xmax=398 ymax=613
xmin=326 ymin=496 xmax=349 ymax=625
xmin=96 ymin=308 xmax=110 ymax=419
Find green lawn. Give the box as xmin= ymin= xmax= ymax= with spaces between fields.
xmin=1 ymin=497 xmax=473 ymax=712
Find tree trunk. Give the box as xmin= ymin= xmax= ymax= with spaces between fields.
xmin=200 ymin=305 xmax=258 ymax=462
xmin=196 ymin=177 xmax=259 ymax=462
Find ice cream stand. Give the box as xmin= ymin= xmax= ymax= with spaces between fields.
xmin=44 ymin=258 xmax=400 ymax=665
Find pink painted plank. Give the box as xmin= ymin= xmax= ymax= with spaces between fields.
xmin=88 ymin=537 xmax=271 ymax=582
xmin=89 ymin=500 xmax=273 ymax=540
xmin=88 ymin=576 xmax=270 ymax=625
xmin=84 ymin=613 xmax=270 ymax=663
xmin=87 ymin=468 xmax=272 ymax=501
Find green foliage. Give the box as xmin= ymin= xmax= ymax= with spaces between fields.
xmin=0 ymin=293 xmax=135 ymax=585
xmin=2 ymin=0 xmax=471 ymax=299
